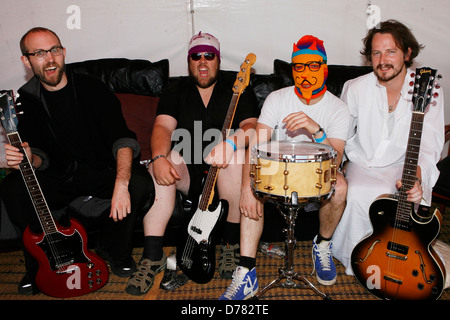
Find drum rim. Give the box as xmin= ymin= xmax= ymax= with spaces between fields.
xmin=253 ymin=140 xmax=336 ymax=161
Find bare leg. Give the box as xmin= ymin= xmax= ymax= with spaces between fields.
xmin=143 ymin=151 xmax=190 ymax=236
xmin=239 ymin=213 xmax=264 ymax=258
xmin=318 ymin=172 xmax=347 ymax=238
xmin=216 ymin=148 xmax=246 ymax=224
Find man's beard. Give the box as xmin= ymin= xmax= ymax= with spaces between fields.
xmin=33 ymin=62 xmax=65 ymax=87
xmin=189 ymin=68 xmax=218 ymax=89
xmin=374 ymin=63 xmax=404 ymax=82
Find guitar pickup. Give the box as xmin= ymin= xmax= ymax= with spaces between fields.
xmin=190 ymin=226 xmax=202 ymax=235
xmin=387 ymin=241 xmax=409 ymax=255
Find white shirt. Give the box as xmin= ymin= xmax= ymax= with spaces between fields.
xmin=342 ymin=69 xmax=445 ymax=203
xmin=258 ymin=86 xmax=349 ymax=142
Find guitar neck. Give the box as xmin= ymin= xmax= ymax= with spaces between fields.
xmin=197 ymin=53 xmax=256 ymax=209
xmin=199 ymin=92 xmax=240 ymax=210
xmin=7 ymin=132 xmax=57 ymax=235
xmin=397 ymin=111 xmax=425 ymax=222
xmin=221 ymin=92 xmax=240 ymax=139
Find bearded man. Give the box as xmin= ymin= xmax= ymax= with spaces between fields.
xmin=125 ymin=32 xmax=259 ymax=295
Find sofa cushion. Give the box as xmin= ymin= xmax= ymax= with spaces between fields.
xmin=115 ymin=93 xmax=159 ymax=161
xmin=250 ymin=73 xmax=285 ymax=109
xmin=66 ymin=58 xmax=169 ymax=97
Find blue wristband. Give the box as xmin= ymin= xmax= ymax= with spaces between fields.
xmin=225 ymin=139 xmax=237 ymax=151
xmin=314 ymin=131 xmax=327 ymax=143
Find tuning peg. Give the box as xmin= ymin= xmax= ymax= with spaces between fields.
xmin=433 ymin=92 xmax=439 ymax=99
xmin=409 ymin=81 xmax=414 ymax=87
xmin=435 ymin=83 xmax=441 ymax=89
xmin=411 ymin=72 xmax=415 ymax=78
xmin=437 ymin=74 xmax=443 ymax=80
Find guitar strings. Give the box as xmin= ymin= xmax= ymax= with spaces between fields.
xmin=8 ymin=133 xmax=64 ymax=270
xmin=387 ymin=110 xmax=423 ymax=297
xmin=181 ymin=92 xmax=240 ymax=266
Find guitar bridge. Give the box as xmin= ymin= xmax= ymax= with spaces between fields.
xmin=384 ymin=275 xmax=403 ymax=285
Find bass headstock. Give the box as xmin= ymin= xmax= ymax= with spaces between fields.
xmin=232 ymin=53 xmax=256 ymax=94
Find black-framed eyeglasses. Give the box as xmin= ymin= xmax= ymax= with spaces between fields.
xmin=292 ymin=61 xmax=326 ymax=72
xmin=24 ymin=46 xmax=64 ymax=60
xmin=190 ymin=52 xmax=216 ymax=61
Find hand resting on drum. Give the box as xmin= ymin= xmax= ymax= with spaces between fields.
xmin=282 ymin=111 xmax=320 ymax=135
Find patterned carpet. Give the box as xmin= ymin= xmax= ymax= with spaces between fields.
xmin=1 ymin=208 xmax=450 ymax=302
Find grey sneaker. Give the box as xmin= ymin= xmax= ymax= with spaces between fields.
xmin=219 ymin=243 xmax=240 ymax=279
xmin=258 ymin=241 xmax=285 ymax=259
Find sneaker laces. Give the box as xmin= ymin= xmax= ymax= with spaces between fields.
xmin=312 ymin=241 xmax=332 ymax=273
xmin=220 ymin=243 xmax=240 ymax=268
xmin=222 ymin=267 xmax=247 ymax=299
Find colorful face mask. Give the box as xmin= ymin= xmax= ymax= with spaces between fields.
xmin=292 ymin=35 xmax=328 ymax=104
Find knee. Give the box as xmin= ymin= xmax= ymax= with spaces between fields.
xmin=335 ymin=173 xmax=348 ymax=198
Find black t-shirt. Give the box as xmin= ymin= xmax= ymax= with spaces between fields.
xmin=156 ymin=71 xmax=260 ymax=164
xmin=42 ymin=82 xmax=91 ymax=164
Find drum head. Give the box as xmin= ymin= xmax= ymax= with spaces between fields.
xmin=253 ymin=140 xmax=335 ymax=162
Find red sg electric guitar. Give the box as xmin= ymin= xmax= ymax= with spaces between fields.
xmin=0 ymin=90 xmax=109 ymax=298
xmin=350 ymin=68 xmax=445 ymax=300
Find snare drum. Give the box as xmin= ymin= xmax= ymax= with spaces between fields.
xmin=250 ymin=141 xmax=337 ymax=203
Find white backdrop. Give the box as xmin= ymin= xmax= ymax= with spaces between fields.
xmin=0 ymin=0 xmax=449 ymax=166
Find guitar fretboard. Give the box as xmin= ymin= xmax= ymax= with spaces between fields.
xmin=396 ymin=110 xmax=425 ymax=227
xmin=7 ymin=132 xmax=57 ymax=235
xmin=199 ymin=92 xmax=239 ymax=211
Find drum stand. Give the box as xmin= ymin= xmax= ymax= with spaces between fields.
xmin=255 ymin=192 xmax=330 ymax=300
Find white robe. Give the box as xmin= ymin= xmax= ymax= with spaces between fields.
xmin=331 ymin=69 xmax=445 ymax=275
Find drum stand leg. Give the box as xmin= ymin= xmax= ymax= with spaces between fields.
xmin=255 ymin=198 xmax=330 ymax=300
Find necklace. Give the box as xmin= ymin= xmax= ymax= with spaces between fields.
xmin=388 ymin=94 xmax=401 ymax=112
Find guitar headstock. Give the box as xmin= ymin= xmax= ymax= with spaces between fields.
xmin=411 ymin=67 xmax=440 ymax=113
xmin=232 ymin=53 xmax=256 ymax=94
xmin=0 ymin=90 xmax=19 ymax=134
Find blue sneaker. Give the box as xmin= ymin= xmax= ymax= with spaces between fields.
xmin=219 ymin=266 xmax=259 ymax=300
xmin=312 ymin=236 xmax=337 ymax=285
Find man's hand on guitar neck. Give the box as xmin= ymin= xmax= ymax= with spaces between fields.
xmin=4 ymin=142 xmax=41 ymax=169
xmin=204 ymin=139 xmax=236 ymax=169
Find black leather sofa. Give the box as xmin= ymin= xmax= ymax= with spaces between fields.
xmin=0 ymin=57 xmax=373 ymax=249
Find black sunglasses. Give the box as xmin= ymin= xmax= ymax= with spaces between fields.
xmin=190 ymin=52 xmax=216 ymax=61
